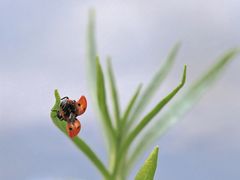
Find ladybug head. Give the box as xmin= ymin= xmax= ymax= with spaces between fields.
xmin=66 ymin=120 xmax=81 ymax=138
xmin=76 ymin=96 xmax=87 ymax=116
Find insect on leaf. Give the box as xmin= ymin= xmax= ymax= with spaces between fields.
xmin=50 ymin=89 xmax=110 ymax=179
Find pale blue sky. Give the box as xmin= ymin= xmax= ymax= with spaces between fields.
xmin=0 ymin=0 xmax=240 ymax=179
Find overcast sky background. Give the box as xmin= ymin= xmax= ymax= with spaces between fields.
xmin=1 ymin=0 xmax=240 ymax=179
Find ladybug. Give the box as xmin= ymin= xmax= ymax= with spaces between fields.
xmin=75 ymin=96 xmax=87 ymax=116
xmin=57 ymin=96 xmax=87 ymax=123
xmin=66 ymin=119 xmax=81 ymax=138
xmin=57 ymin=97 xmax=76 ymax=123
xmin=57 ymin=96 xmax=87 ymax=138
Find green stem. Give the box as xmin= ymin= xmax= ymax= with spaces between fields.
xmin=109 ymin=85 xmax=143 ymax=179
xmin=73 ymin=137 xmax=111 ymax=179
xmin=111 ymin=123 xmax=124 ymax=179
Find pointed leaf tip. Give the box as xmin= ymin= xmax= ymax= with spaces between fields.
xmin=54 ymin=89 xmax=60 ymax=98
xmin=182 ymin=65 xmax=187 ymax=85
xmin=127 ymin=43 xmax=182 ymax=128
xmin=135 ymin=146 xmax=159 ymax=180
xmin=173 ymin=42 xmax=181 ymax=52
xmin=89 ymin=8 xmax=96 ymax=17
xmin=96 ymin=56 xmax=99 ymax=61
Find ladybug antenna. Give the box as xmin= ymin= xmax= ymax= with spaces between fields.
xmin=61 ymin=96 xmax=69 ymax=100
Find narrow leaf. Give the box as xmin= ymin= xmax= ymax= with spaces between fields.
xmin=50 ymin=89 xmax=110 ymax=179
xmin=127 ymin=49 xmax=239 ymax=172
xmin=50 ymin=89 xmax=66 ymax=133
xmin=73 ymin=137 xmax=110 ymax=179
xmin=128 ymin=43 xmax=180 ymax=128
xmin=123 ymin=65 xmax=186 ymax=150
xmin=112 ymin=66 xmax=185 ymax=175
xmin=85 ymin=11 xmax=116 ymax=150
xmin=150 ymin=49 xmax=239 ymax=146
xmin=110 ymin=85 xmax=143 ymax=179
xmin=121 ymin=84 xmax=142 ymax=128
xmin=86 ymin=9 xmax=98 ymax=104
xmin=96 ymin=57 xmax=116 ymax=140
xmin=135 ymin=146 xmax=159 ymax=180
xmin=126 ymin=131 xmax=156 ymax=175
xmin=107 ymin=57 xmax=121 ymax=129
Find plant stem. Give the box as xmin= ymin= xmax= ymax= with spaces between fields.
xmin=73 ymin=137 xmax=111 ymax=179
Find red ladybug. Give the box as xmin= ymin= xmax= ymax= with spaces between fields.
xmin=57 ymin=96 xmax=87 ymax=138
xmin=57 ymin=97 xmax=76 ymax=122
xmin=57 ymin=96 xmax=87 ymax=121
xmin=75 ymin=96 xmax=87 ymax=116
xmin=66 ymin=119 xmax=81 ymax=138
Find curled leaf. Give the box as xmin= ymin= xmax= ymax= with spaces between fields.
xmin=128 ymin=43 xmax=181 ymax=128
xmin=123 ymin=65 xmax=186 ymax=150
xmin=127 ymin=49 xmax=239 ymax=173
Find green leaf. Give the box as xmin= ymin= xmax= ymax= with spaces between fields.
xmin=121 ymin=84 xmax=142 ymax=129
xmin=50 ymin=89 xmax=110 ymax=179
xmin=123 ymin=65 xmax=186 ymax=150
xmin=135 ymin=146 xmax=159 ymax=180
xmin=96 ymin=57 xmax=116 ymax=140
xmin=128 ymin=43 xmax=180 ymax=128
xmin=50 ymin=89 xmax=67 ymax=132
xmin=127 ymin=48 xmax=239 ymax=173
xmin=73 ymin=137 xmax=111 ymax=179
xmin=111 ymin=66 xmax=185 ymax=178
xmin=126 ymin=131 xmax=157 ymax=175
xmin=151 ymin=48 xmax=239 ymax=146
xmin=107 ymin=57 xmax=121 ymax=130
xmin=86 ymin=9 xmax=97 ymax=103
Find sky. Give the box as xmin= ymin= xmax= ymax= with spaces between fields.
xmin=0 ymin=0 xmax=240 ymax=179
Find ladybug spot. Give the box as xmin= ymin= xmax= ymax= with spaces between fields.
xmin=78 ymin=103 xmax=81 ymax=106
xmin=69 ymin=127 xmax=73 ymax=131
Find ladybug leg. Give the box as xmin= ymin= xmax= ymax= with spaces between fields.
xmin=51 ymin=109 xmax=63 ymax=120
xmin=57 ymin=111 xmax=64 ymax=120
xmin=61 ymin=96 xmax=69 ymax=100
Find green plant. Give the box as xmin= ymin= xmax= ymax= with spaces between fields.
xmin=50 ymin=10 xmax=239 ymax=180
xmin=135 ymin=147 xmax=159 ymax=180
